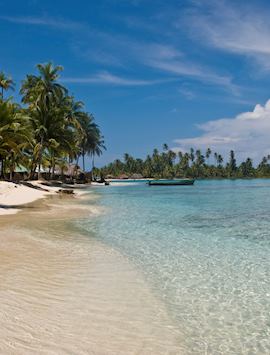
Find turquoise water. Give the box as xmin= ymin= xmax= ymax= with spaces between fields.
xmin=78 ymin=180 xmax=270 ymax=354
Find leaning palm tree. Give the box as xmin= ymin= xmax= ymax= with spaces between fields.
xmin=0 ymin=72 xmax=15 ymax=99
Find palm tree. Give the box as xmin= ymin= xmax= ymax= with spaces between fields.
xmin=214 ymin=152 xmax=218 ymax=167
xmin=206 ymin=148 xmax=211 ymax=164
xmin=195 ymin=149 xmax=204 ymax=164
xmin=0 ymin=72 xmax=15 ymax=99
xmin=77 ymin=112 xmax=105 ymax=175
xmin=21 ymin=62 xmax=67 ymax=179
xmin=90 ymin=135 xmax=105 ymax=179
xmin=189 ymin=147 xmax=195 ymax=163
xmin=0 ymin=100 xmax=32 ymax=179
xmin=217 ymin=154 xmax=223 ymax=167
xmin=0 ymin=64 xmax=107 ymax=182
xmin=228 ymin=150 xmax=237 ymax=177
xmin=163 ymin=143 xmax=168 ymax=152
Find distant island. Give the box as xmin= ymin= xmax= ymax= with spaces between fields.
xmin=97 ymin=145 xmax=270 ymax=179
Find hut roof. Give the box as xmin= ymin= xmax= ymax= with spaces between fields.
xmin=129 ymin=173 xmax=143 ymax=179
xmin=14 ymin=165 xmax=28 ymax=173
xmin=66 ymin=164 xmax=81 ymax=176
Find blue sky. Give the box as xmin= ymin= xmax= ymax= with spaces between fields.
xmin=1 ymin=0 xmax=270 ymax=166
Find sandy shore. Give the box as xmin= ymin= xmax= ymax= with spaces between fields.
xmin=0 ymin=190 xmax=182 ymax=354
xmin=0 ymin=181 xmax=86 ymax=216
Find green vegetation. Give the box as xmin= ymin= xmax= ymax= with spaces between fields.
xmin=0 ymin=63 xmax=105 ymax=180
xmin=99 ymin=145 xmax=270 ymax=179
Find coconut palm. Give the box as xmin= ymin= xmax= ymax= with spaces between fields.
xmin=189 ymin=147 xmax=195 ymax=163
xmin=21 ymin=63 xmax=68 ymax=178
xmin=163 ymin=143 xmax=168 ymax=152
xmin=0 ymin=100 xmax=32 ymax=179
xmin=214 ymin=152 xmax=218 ymax=167
xmin=89 ymin=130 xmax=106 ymax=174
xmin=217 ymin=154 xmax=223 ymax=167
xmin=77 ymin=113 xmax=106 ymax=174
xmin=0 ymin=72 xmax=15 ymax=99
xmin=206 ymin=148 xmax=211 ymax=164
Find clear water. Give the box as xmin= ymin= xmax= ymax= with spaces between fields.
xmin=78 ymin=180 xmax=270 ymax=354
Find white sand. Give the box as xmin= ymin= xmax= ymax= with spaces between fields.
xmin=0 ymin=218 xmax=181 ymax=354
xmin=0 ymin=181 xmax=77 ymax=216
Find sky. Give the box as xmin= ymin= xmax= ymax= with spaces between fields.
xmin=1 ymin=0 xmax=270 ymax=166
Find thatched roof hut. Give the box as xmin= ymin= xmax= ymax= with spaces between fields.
xmin=118 ymin=174 xmax=129 ymax=179
xmin=54 ymin=164 xmax=82 ymax=177
xmin=129 ymin=173 xmax=143 ymax=179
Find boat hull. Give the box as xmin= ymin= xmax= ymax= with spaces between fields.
xmin=148 ymin=179 xmax=195 ymax=186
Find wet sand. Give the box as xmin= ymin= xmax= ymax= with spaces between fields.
xmin=0 ymin=194 xmax=182 ymax=354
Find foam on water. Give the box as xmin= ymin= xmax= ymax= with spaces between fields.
xmin=78 ymin=180 xmax=270 ymax=354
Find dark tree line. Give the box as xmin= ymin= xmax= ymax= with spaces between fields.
xmin=99 ymin=145 xmax=270 ymax=179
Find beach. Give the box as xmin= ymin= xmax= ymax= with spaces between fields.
xmin=0 ymin=181 xmax=66 ymax=215
xmin=2 ymin=179 xmax=270 ymax=354
xmin=0 ymin=184 xmax=181 ymax=354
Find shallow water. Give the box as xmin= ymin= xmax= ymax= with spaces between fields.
xmin=78 ymin=180 xmax=270 ymax=354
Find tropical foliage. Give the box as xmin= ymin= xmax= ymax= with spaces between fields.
xmin=99 ymin=145 xmax=270 ymax=179
xmin=0 ymin=63 xmax=105 ymax=180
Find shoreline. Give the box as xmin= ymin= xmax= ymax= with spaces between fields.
xmin=0 ymin=189 xmax=181 ymax=354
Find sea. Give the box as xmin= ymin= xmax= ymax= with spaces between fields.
xmin=76 ymin=179 xmax=270 ymax=354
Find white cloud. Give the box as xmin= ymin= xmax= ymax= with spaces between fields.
xmin=149 ymin=58 xmax=237 ymax=92
xmin=184 ymin=1 xmax=270 ymax=69
xmin=137 ymin=43 xmax=239 ymax=95
xmin=1 ymin=14 xmax=240 ymax=93
xmin=61 ymin=71 xmax=173 ymax=86
xmin=0 ymin=15 xmax=85 ymax=31
xmin=178 ymin=87 xmax=195 ymax=100
xmin=173 ymin=100 xmax=270 ymax=163
xmin=72 ymin=35 xmax=239 ymax=94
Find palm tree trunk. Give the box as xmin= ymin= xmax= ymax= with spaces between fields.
xmin=74 ymin=155 xmax=80 ymax=180
xmin=49 ymin=151 xmax=55 ymax=180
xmin=76 ymin=154 xmax=80 ymax=167
xmin=38 ymin=137 xmax=44 ymax=180
xmin=29 ymin=162 xmax=37 ymax=180
xmin=82 ymin=152 xmax=85 ymax=172
xmin=0 ymin=157 xmax=3 ymax=179
xmin=9 ymin=155 xmax=14 ymax=181
xmin=91 ymin=155 xmax=95 ymax=181
xmin=52 ymin=163 xmax=55 ymax=180
xmin=1 ymin=158 xmax=5 ymax=179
